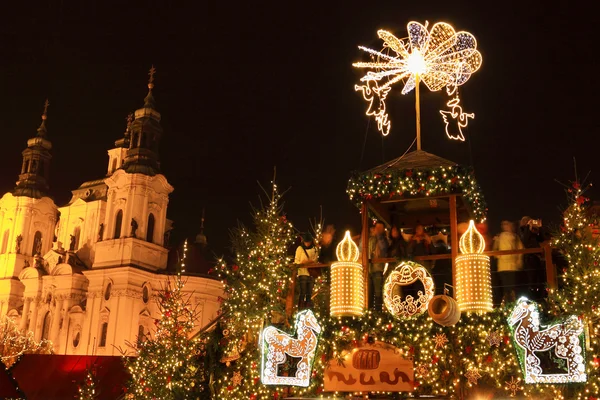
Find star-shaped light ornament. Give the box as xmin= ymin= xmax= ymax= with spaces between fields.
xmin=464 ymin=368 xmax=482 ymax=385
xmin=433 ymin=332 xmax=449 ymax=349
xmin=353 ymin=21 xmax=482 ymax=144
xmin=487 ymin=330 xmax=502 ymax=347
xmin=416 ymin=364 xmax=430 ymax=377
xmin=505 ymin=376 xmax=521 ymax=397
xmin=232 ymin=371 xmax=242 ymax=386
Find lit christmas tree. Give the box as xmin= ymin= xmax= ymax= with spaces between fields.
xmin=547 ymin=180 xmax=600 ymax=399
xmin=124 ymin=240 xmax=203 ymax=399
xmin=78 ymin=365 xmax=98 ymax=400
xmin=208 ymin=179 xmax=296 ymax=399
xmin=0 ymin=314 xmax=53 ymax=368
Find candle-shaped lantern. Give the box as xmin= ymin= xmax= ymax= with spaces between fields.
xmin=455 ymin=220 xmax=493 ymax=313
xmin=330 ymin=231 xmax=364 ymax=317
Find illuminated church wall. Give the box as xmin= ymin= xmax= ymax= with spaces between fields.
xmin=0 ymin=72 xmax=223 ymax=356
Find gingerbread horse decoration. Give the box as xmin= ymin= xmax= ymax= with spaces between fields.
xmin=261 ymin=309 xmax=321 ymax=387
xmin=508 ymin=297 xmax=587 ymax=383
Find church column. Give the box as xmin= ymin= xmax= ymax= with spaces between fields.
xmin=104 ymin=190 xmax=116 ymax=239
xmin=141 ymin=188 xmax=149 ymax=240
xmin=29 ymin=297 xmax=39 ymax=338
xmin=59 ymin=296 xmax=70 ymax=352
xmin=50 ymin=296 xmax=64 ymax=344
xmin=19 ymin=297 xmax=32 ymax=331
xmin=158 ymin=196 xmax=168 ymax=246
xmin=123 ymin=184 xmax=136 ymax=238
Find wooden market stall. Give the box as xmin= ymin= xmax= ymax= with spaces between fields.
xmin=348 ymin=149 xmax=487 ymax=308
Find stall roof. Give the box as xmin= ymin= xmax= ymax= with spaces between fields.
xmin=8 ymin=354 xmax=129 ymax=400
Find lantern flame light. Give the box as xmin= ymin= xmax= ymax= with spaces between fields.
xmin=459 ymin=220 xmax=486 ymax=254
xmin=330 ymin=231 xmax=364 ymax=317
xmin=455 ymin=220 xmax=492 ymax=313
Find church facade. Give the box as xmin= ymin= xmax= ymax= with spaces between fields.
xmin=0 ymin=72 xmax=223 ymax=356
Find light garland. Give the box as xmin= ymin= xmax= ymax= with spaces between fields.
xmin=455 ymin=220 xmax=492 ymax=313
xmin=383 ymin=261 xmax=434 ymax=318
xmin=330 ymin=231 xmax=364 ymax=317
xmin=508 ymin=297 xmax=587 ymax=384
xmin=353 ymin=21 xmax=481 ymax=138
xmin=347 ymin=165 xmax=487 ymax=223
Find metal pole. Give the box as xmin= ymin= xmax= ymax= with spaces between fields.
xmin=415 ymin=73 xmax=421 ymax=151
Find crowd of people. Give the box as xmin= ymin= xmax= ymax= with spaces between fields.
xmin=292 ymin=216 xmax=553 ymax=311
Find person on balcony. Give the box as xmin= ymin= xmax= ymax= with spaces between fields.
xmin=318 ymin=224 xmax=336 ymax=264
xmin=368 ymin=221 xmax=388 ymax=311
xmin=493 ymin=220 xmax=524 ymax=303
xmin=407 ymin=224 xmax=432 ymax=267
xmin=388 ymin=225 xmax=406 ymax=260
xmin=518 ymin=216 xmax=545 ymax=301
xmin=295 ymin=232 xmax=318 ymax=310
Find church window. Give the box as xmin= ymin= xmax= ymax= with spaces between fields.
xmin=99 ymin=322 xmax=108 ymax=347
xmin=32 ymin=231 xmax=42 ymax=255
xmin=111 ymin=158 xmax=117 ymax=173
xmin=137 ymin=325 xmax=145 ymax=347
xmin=72 ymin=226 xmax=81 ymax=250
xmin=41 ymin=312 xmax=51 ymax=340
xmin=146 ymin=213 xmax=155 ymax=243
xmin=114 ymin=210 xmax=123 ymax=239
xmin=142 ymin=285 xmax=150 ymax=304
xmin=104 ymin=282 xmax=112 ymax=301
xmin=38 ymin=161 xmax=45 ymax=177
xmin=72 ymin=331 xmax=80 ymax=348
xmin=1 ymin=230 xmax=9 ymax=254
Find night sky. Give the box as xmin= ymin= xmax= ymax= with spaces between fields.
xmin=0 ymin=2 xmax=598 ymax=256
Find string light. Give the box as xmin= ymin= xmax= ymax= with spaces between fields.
xmin=456 ymin=220 xmax=492 ymax=313
xmin=353 ymin=21 xmax=482 ymax=137
xmin=330 ymin=231 xmax=364 ymax=317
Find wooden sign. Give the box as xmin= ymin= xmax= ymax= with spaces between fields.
xmin=323 ymin=341 xmax=414 ymax=392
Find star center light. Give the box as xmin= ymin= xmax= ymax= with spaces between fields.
xmin=407 ymin=50 xmax=427 ymax=75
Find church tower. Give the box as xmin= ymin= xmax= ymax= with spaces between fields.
xmin=93 ymin=67 xmax=173 ymax=271
xmin=122 ymin=65 xmax=162 ymax=176
xmin=106 ymin=113 xmax=132 ymax=176
xmin=14 ymin=100 xmax=52 ymax=199
xmin=0 ymin=101 xmax=58 ymax=314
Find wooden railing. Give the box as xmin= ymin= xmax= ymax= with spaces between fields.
xmin=284 ymin=243 xmax=557 ymax=317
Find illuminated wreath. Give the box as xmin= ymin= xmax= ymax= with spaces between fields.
xmin=384 ymin=261 xmax=434 ymax=318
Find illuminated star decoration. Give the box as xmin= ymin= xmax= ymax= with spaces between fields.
xmin=232 ymin=371 xmax=242 ymax=386
xmin=416 ymin=364 xmax=429 ymax=377
xmin=433 ymin=332 xmax=449 ymax=349
xmin=487 ymin=330 xmax=502 ymax=347
xmin=353 ymin=21 xmax=482 ymax=139
xmin=464 ymin=368 xmax=482 ymax=385
xmin=504 ymin=376 xmax=520 ymax=397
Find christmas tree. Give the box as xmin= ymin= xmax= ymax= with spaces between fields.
xmin=78 ymin=365 xmax=98 ymax=400
xmin=124 ymin=240 xmax=203 ymax=399
xmin=547 ymin=180 xmax=600 ymax=399
xmin=0 ymin=314 xmax=52 ymax=368
xmin=208 ymin=179 xmax=296 ymax=399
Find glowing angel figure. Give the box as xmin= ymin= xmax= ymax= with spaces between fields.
xmin=440 ymin=83 xmax=474 ymax=141
xmin=353 ymin=21 xmax=482 ymax=148
xmin=355 ymin=79 xmax=391 ymax=135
